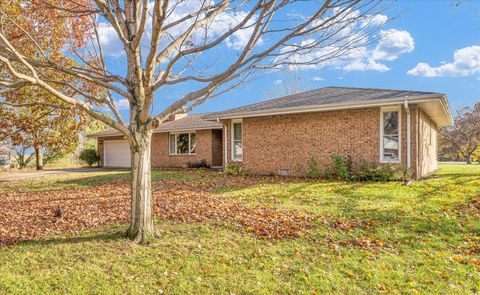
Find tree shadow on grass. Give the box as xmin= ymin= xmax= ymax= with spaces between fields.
xmin=57 ymin=172 xmax=131 ymax=188
xmin=12 ymin=229 xmax=127 ymax=247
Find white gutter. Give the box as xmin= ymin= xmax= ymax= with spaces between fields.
xmin=404 ymin=100 xmax=411 ymax=169
xmin=223 ymin=122 xmax=228 ymax=166
xmin=440 ymin=94 xmax=454 ymax=126
xmin=206 ymin=95 xmax=444 ymax=120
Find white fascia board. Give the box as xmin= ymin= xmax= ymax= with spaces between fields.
xmin=213 ymin=95 xmax=444 ymax=120
xmin=154 ymin=126 xmax=223 ymax=134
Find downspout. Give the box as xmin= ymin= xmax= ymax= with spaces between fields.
xmin=404 ymin=100 xmax=411 ymax=169
xmin=221 ymin=118 xmax=228 ymax=167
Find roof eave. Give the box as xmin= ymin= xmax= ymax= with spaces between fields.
xmin=205 ymin=94 xmax=444 ymax=120
xmin=89 ymin=125 xmax=223 ymax=138
xmin=153 ymin=126 xmax=223 ymax=133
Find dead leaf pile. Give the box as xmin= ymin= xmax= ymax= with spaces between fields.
xmin=460 ymin=197 xmax=480 ymax=217
xmin=155 ymin=182 xmax=316 ymax=240
xmin=0 ymin=180 xmax=316 ymax=245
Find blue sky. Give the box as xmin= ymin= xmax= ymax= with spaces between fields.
xmin=196 ymin=1 xmax=480 ymax=114
xmin=101 ymin=1 xmax=480 ymax=118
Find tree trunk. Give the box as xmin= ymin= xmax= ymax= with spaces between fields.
xmin=35 ymin=146 xmax=43 ymax=170
xmin=466 ymin=153 xmax=472 ymax=164
xmin=125 ymin=130 xmax=156 ymax=243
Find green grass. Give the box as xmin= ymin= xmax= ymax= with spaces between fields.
xmin=1 ymin=164 xmax=479 ymax=294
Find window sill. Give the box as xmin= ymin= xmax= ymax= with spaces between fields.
xmin=169 ymin=154 xmax=196 ymax=156
xmin=380 ymin=160 xmax=400 ymax=164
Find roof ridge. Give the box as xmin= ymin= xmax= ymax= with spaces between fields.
xmin=325 ymin=85 xmax=441 ymax=95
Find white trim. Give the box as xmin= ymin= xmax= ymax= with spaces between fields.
xmin=168 ymin=131 xmax=196 ymax=156
xmin=380 ymin=106 xmax=402 ymax=164
xmin=404 ymin=100 xmax=411 ymax=169
xmin=231 ymin=119 xmax=243 ymax=161
xmin=103 ymin=139 xmax=106 ymax=167
xmin=223 ymin=123 xmax=228 ymax=165
xmin=89 ymin=126 xmax=221 ymax=138
xmin=155 ymin=126 xmax=222 ymax=133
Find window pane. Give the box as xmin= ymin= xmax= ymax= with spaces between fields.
xmin=233 ymin=141 xmax=243 ymax=160
xmin=190 ymin=133 xmax=196 ymax=154
xmin=383 ymin=111 xmax=398 ymax=135
xmin=169 ymin=134 xmax=176 ymax=154
xmin=383 ymin=136 xmax=399 ymax=161
xmin=233 ymin=123 xmax=242 ymax=140
xmin=176 ymin=133 xmax=189 ymax=154
xmin=382 ymin=111 xmax=399 ymax=162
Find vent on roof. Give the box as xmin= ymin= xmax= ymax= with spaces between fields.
xmin=165 ymin=113 xmax=188 ymax=121
xmin=174 ymin=114 xmax=187 ymax=120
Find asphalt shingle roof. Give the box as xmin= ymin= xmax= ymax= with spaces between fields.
xmin=204 ymin=86 xmax=442 ymax=118
xmin=88 ymin=114 xmax=222 ymax=138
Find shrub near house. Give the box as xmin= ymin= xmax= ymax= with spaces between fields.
xmin=80 ymin=148 xmax=99 ymax=167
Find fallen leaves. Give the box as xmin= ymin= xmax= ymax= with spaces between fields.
xmin=154 ymin=180 xmax=316 ymax=240
xmin=0 ymin=179 xmax=317 ymax=245
xmin=331 ymin=218 xmax=377 ymax=231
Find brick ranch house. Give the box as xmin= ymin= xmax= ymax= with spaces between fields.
xmin=90 ymin=87 xmax=453 ymax=179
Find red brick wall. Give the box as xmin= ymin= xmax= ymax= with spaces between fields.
xmin=151 ymin=129 xmax=215 ymax=167
xmin=211 ymin=129 xmax=223 ymax=166
xmin=223 ymin=108 xmax=380 ymax=175
xmin=222 ymin=106 xmax=435 ymax=177
xmin=98 ymin=129 xmax=221 ymax=168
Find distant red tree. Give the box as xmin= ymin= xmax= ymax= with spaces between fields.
xmin=439 ymin=102 xmax=480 ymax=164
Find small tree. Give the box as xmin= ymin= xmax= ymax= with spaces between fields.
xmin=0 ymin=87 xmax=84 ymax=170
xmin=439 ymin=102 xmax=480 ymax=164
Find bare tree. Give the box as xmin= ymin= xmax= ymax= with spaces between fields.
xmin=0 ymin=0 xmax=385 ymax=242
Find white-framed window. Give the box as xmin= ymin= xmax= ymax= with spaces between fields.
xmin=231 ymin=119 xmax=243 ymax=161
xmin=380 ymin=107 xmax=401 ymax=163
xmin=169 ymin=132 xmax=196 ymax=155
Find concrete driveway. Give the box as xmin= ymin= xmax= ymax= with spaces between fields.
xmin=0 ymin=168 xmax=109 ymax=182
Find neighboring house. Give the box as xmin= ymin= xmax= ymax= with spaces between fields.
xmin=90 ymin=87 xmax=453 ymax=179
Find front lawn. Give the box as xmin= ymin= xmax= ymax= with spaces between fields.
xmin=0 ymin=164 xmax=479 ymax=294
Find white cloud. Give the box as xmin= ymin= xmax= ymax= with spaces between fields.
xmin=96 ymin=1 xmax=261 ymax=57
xmin=372 ymin=29 xmax=415 ymax=61
xmin=212 ymin=11 xmax=262 ymax=50
xmin=274 ymin=79 xmax=282 ymax=85
xmin=343 ymin=60 xmax=390 ymax=72
xmin=276 ymin=10 xmax=413 ymax=73
xmin=97 ymin=23 xmax=124 ymax=57
xmin=370 ymin=14 xmax=388 ymax=25
xmin=408 ymin=45 xmax=480 ymax=77
xmin=312 ymin=76 xmax=324 ymax=81
xmin=95 ymin=5 xmax=410 ymax=75
xmin=360 ymin=14 xmax=388 ymax=27
xmin=114 ymin=98 xmax=129 ymax=110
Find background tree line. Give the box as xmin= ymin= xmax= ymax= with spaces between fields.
xmin=439 ymin=102 xmax=480 ymax=164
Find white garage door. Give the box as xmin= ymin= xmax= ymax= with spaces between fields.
xmin=104 ymin=140 xmax=131 ymax=167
